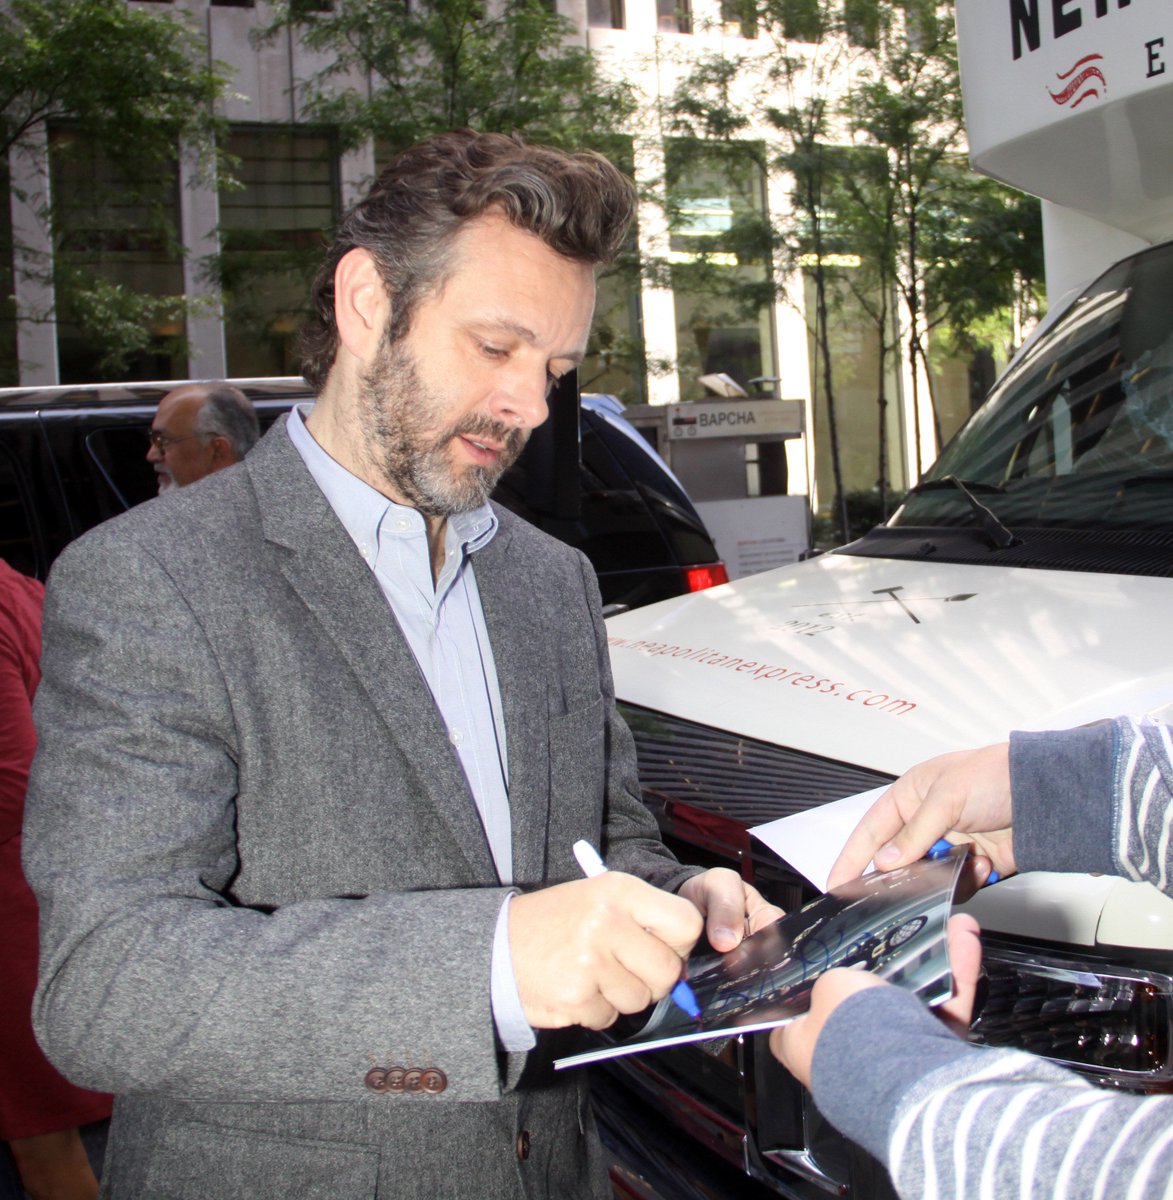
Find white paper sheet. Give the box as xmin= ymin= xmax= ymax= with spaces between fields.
xmin=749 ymin=786 xmax=888 ymax=892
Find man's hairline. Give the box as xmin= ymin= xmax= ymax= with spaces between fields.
xmin=375 ymin=209 xmax=601 ymax=358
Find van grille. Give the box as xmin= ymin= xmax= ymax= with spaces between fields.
xmin=618 ymin=703 xmax=893 ymax=828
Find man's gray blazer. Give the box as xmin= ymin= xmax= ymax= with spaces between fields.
xmin=23 ymin=419 xmax=694 ymax=1199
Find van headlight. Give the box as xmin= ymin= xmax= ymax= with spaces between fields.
xmin=972 ymin=942 xmax=1173 ymax=1091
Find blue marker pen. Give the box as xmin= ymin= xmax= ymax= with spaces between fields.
xmin=926 ymin=837 xmax=1000 ymax=884
xmin=571 ymin=840 xmax=703 ymax=1020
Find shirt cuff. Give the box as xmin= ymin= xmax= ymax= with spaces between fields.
xmin=491 ymin=893 xmax=536 ymax=1053
xmin=1010 ymin=719 xmax=1118 ymax=875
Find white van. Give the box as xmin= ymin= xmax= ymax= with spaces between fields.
xmin=594 ymin=4 xmax=1173 ymax=1197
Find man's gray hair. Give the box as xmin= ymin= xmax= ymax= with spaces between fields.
xmin=193 ymin=384 xmax=261 ymax=460
xmin=300 ymin=130 xmax=637 ymax=393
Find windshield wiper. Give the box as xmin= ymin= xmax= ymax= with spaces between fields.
xmin=904 ymin=476 xmax=1022 ymax=550
xmin=1120 ymin=470 xmax=1173 ymax=489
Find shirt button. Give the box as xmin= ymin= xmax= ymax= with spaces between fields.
xmin=449 ymin=729 xmax=464 ymax=747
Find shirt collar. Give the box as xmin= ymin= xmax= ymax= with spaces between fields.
xmin=286 ymin=403 xmax=498 ymax=557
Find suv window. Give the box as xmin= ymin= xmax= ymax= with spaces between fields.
xmin=0 ymin=440 xmax=40 ymax=578
xmin=83 ymin=425 xmax=158 ymax=511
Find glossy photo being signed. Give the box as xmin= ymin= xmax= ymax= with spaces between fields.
xmin=556 ymin=848 xmax=967 ymax=1069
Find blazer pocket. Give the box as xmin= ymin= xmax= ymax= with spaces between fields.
xmin=548 ymin=695 xmax=605 ymax=811
xmin=139 ymin=1121 xmax=379 ymax=1200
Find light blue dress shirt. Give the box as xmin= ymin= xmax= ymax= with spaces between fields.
xmin=286 ymin=407 xmax=535 ymax=1050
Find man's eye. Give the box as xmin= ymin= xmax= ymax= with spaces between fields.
xmin=481 ymin=344 xmax=507 ymax=359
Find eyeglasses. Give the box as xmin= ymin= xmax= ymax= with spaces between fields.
xmin=146 ymin=429 xmax=210 ymax=452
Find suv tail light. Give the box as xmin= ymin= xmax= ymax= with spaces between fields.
xmin=683 ymin=564 xmax=729 ymax=593
xmin=973 ymin=943 xmax=1173 ymax=1090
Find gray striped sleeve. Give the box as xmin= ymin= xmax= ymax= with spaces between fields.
xmin=813 ymin=987 xmax=1173 ymax=1200
xmin=1112 ymin=718 xmax=1173 ymax=892
xmin=1011 ymin=716 xmax=1173 ymax=889
xmin=888 ymin=1037 xmax=1173 ymax=1199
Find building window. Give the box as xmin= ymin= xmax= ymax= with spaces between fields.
xmin=218 ymin=126 xmax=339 ymax=379
xmin=720 ymin=0 xmax=756 ymax=38
xmin=665 ymin=140 xmax=774 ymax=401
xmin=210 ymin=1 xmax=257 ymax=8
xmin=657 ymin=0 xmax=692 ymax=34
xmin=588 ymin=0 xmax=625 ymax=30
xmin=899 ymin=0 xmax=939 ymax=50
xmin=49 ymin=125 xmax=186 ymax=383
xmin=843 ymin=0 xmax=879 ymax=47
xmin=779 ymin=0 xmax=822 ymax=42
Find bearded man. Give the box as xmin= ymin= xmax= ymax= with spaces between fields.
xmin=146 ymin=382 xmax=259 ymax=494
xmin=22 ymin=131 xmax=779 ymax=1200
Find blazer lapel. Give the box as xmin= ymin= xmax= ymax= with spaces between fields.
xmin=472 ymin=518 xmax=553 ymax=889
xmin=244 ymin=422 xmax=498 ymax=883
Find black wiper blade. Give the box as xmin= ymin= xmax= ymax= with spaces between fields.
xmin=905 ymin=476 xmax=1005 ymax=497
xmin=906 ymin=475 xmax=1022 ymax=550
xmin=1120 ymin=470 xmax=1173 ymax=489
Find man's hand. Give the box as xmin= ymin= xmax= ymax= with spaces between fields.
xmin=509 ymin=873 xmax=704 ymax=1030
xmin=827 ymin=743 xmax=1018 ymax=891
xmin=769 ymin=914 xmax=983 ymax=1088
xmin=677 ymin=868 xmax=785 ymax=953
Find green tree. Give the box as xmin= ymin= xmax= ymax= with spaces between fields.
xmin=0 ymin=0 xmax=232 ymax=381
xmin=817 ymin=142 xmax=901 ymax=519
xmin=262 ymin=0 xmax=637 ymax=155
xmin=764 ymin=28 xmax=869 ymax=542
xmin=664 ymin=0 xmax=1043 ymax=537
xmin=841 ymin=1 xmax=1044 ymax=476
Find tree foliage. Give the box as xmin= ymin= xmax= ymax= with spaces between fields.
xmin=0 ymin=0 xmax=228 ymax=174
xmin=260 ymin=0 xmax=636 ymax=155
xmin=661 ymin=0 xmax=1043 ymax=533
xmin=0 ymin=0 xmax=233 ymax=381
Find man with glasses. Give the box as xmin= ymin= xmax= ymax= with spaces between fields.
xmin=146 ymin=381 xmax=260 ymax=493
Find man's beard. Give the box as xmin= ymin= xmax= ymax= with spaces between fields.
xmin=358 ymin=334 xmax=527 ymax=516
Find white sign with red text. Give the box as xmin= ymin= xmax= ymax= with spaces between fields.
xmin=956 ymin=0 xmax=1173 ymax=241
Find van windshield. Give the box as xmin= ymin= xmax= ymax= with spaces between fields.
xmin=893 ymin=241 xmax=1173 ymax=534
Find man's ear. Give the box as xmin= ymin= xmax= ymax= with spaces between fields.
xmin=209 ymin=435 xmax=235 ymax=468
xmin=334 ymin=247 xmax=389 ymax=362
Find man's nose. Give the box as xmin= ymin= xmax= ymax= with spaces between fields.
xmin=491 ymin=368 xmax=550 ymax=432
xmin=146 ymin=438 xmax=162 ymax=463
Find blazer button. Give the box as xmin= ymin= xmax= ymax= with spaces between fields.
xmin=364 ymin=1068 xmax=389 ymax=1093
xmin=386 ymin=1067 xmax=406 ymax=1093
xmin=421 ymin=1068 xmax=447 ymax=1094
xmin=403 ymin=1068 xmax=423 ymax=1093
xmin=516 ymin=1130 xmax=531 ymax=1161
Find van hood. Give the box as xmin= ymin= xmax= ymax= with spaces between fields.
xmin=607 ymin=554 xmax=1173 ymax=950
xmin=607 ymin=554 xmax=1173 ymax=777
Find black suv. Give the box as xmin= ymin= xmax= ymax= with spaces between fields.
xmin=0 ymin=375 xmax=725 ymax=610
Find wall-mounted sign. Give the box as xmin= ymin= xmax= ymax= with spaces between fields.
xmin=666 ymin=399 xmax=804 ymax=441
